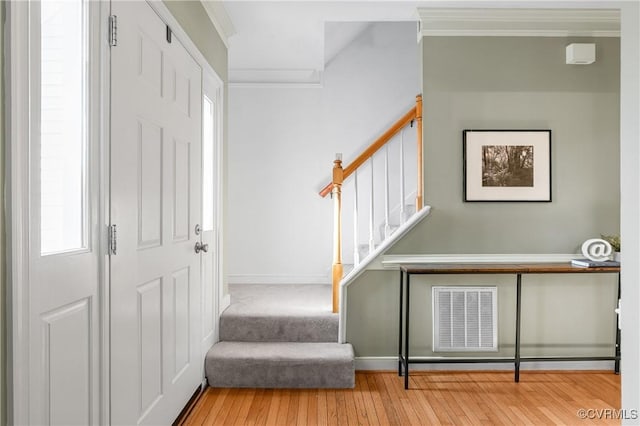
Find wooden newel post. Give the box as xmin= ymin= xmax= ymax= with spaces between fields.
xmin=415 ymin=94 xmax=423 ymax=211
xmin=332 ymin=153 xmax=344 ymax=313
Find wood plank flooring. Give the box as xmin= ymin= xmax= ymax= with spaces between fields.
xmin=181 ymin=371 xmax=621 ymax=425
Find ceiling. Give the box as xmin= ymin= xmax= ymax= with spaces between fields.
xmin=206 ymin=1 xmax=620 ymax=85
xmin=216 ymin=1 xmax=423 ymax=85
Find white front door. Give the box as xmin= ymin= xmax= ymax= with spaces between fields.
xmin=110 ymin=1 xmax=203 ymax=424
xmin=22 ymin=1 xmax=102 ymax=424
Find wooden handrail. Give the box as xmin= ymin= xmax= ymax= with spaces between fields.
xmin=319 ymin=104 xmax=418 ymax=198
xmin=325 ymin=94 xmax=423 ymax=314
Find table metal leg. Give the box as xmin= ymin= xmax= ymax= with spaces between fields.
xmin=398 ymin=269 xmax=404 ymax=377
xmin=515 ymin=273 xmax=522 ymax=383
xmin=404 ymin=273 xmax=411 ymax=389
xmin=615 ymin=272 xmax=621 ymax=374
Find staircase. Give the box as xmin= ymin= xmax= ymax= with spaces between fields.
xmin=205 ymin=284 xmax=355 ymax=388
xmin=205 ymin=95 xmax=425 ymax=388
xmin=320 ymin=94 xmax=424 ymax=313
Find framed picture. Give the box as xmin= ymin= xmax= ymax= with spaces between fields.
xmin=463 ymin=130 xmax=551 ymax=202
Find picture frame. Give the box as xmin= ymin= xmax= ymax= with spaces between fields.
xmin=463 ymin=129 xmax=552 ymax=202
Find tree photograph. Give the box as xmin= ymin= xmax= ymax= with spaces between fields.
xmin=482 ymin=145 xmax=534 ymax=187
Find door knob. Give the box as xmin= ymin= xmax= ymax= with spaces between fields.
xmin=195 ymin=241 xmax=209 ymax=254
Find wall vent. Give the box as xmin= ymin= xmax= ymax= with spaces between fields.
xmin=433 ymin=286 xmax=497 ymax=352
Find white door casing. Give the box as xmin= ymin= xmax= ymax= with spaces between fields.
xmin=201 ymin=71 xmax=223 ymax=362
xmin=110 ymin=1 xmax=203 ymax=424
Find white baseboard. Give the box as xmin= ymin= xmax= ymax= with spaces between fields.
xmin=228 ymin=275 xmax=330 ymax=285
xmin=355 ymin=356 xmax=615 ymax=371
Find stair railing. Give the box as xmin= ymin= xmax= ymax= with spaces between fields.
xmin=320 ymin=95 xmax=423 ymax=313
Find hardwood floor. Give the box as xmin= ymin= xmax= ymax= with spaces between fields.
xmin=181 ymin=371 xmax=621 ymax=425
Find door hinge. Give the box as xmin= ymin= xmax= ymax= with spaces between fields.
xmin=108 ymin=15 xmax=118 ymax=47
xmin=108 ymin=224 xmax=117 ymax=255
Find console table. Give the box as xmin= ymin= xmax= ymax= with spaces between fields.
xmin=398 ymin=262 xmax=621 ymax=389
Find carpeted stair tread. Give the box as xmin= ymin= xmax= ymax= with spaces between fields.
xmin=206 ymin=341 xmax=355 ymax=389
xmin=205 ymin=284 xmax=354 ymax=389
xmin=220 ymin=313 xmax=338 ymax=342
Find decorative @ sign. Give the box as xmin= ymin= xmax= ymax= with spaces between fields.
xmin=581 ymin=238 xmax=612 ymax=261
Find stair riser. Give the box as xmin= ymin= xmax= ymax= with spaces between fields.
xmin=207 ymin=359 xmax=355 ymax=389
xmin=220 ymin=315 xmax=338 ymax=342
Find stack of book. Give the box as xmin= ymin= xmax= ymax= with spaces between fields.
xmin=571 ymin=258 xmax=620 ymax=268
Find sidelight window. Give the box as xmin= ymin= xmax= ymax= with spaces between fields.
xmin=40 ymin=0 xmax=88 ymax=255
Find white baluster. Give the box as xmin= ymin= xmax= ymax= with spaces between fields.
xmin=399 ymin=128 xmax=406 ymax=224
xmin=384 ymin=144 xmax=390 ymax=238
xmin=353 ymin=171 xmax=360 ymax=266
xmin=369 ymin=158 xmax=375 ymax=255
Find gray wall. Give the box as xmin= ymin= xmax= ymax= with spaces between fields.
xmin=396 ymin=37 xmax=620 ymax=254
xmin=347 ymin=271 xmax=618 ymax=358
xmin=163 ymin=1 xmax=230 ymax=296
xmin=346 ymin=36 xmax=620 ymax=359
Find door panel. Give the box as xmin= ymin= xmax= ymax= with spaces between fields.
xmin=173 ymin=140 xmax=191 ymax=242
xmin=43 ymin=298 xmax=91 ymax=425
xmin=173 ymin=267 xmax=191 ymax=378
xmin=138 ymin=31 xmax=163 ymax=93
xmin=110 ymin=1 xmax=203 ymax=424
xmin=138 ymin=118 xmax=163 ymax=248
xmin=137 ymin=278 xmax=163 ymax=417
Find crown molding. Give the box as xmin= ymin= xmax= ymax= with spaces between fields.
xmin=229 ymin=68 xmax=324 ymax=88
xmin=200 ymin=1 xmax=236 ymax=48
xmin=417 ymin=8 xmax=620 ymax=38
